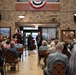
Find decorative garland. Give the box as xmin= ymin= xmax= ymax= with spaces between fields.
xmin=29 ymin=0 xmax=47 ymax=9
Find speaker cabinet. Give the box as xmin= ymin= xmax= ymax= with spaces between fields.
xmin=74 ymin=14 xmax=76 ymax=22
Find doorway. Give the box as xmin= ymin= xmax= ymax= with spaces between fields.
xmin=20 ymin=27 xmax=38 ymax=48
xmin=24 ymin=31 xmax=38 ymax=46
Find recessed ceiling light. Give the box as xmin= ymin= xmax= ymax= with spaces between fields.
xmin=18 ymin=15 xmax=25 ymax=18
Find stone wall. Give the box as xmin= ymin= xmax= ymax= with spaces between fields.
xmin=0 ymin=0 xmax=76 ymax=40
xmin=0 ymin=0 xmax=16 ymax=10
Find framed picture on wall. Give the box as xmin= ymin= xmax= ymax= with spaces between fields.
xmin=61 ymin=30 xmax=75 ymax=41
xmin=0 ymin=27 xmax=11 ymax=42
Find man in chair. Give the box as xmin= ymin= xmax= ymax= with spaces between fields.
xmin=5 ymin=42 xmax=19 ymax=71
xmin=44 ymin=42 xmax=69 ymax=75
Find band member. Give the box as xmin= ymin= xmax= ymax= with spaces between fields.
xmin=36 ymin=32 xmax=43 ymax=49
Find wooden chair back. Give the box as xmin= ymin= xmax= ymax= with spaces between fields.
xmin=4 ymin=50 xmax=15 ymax=63
xmin=52 ymin=60 xmax=66 ymax=75
xmin=38 ymin=50 xmax=46 ymax=56
xmin=16 ymin=47 xmax=24 ymax=61
xmin=16 ymin=47 xmax=23 ymax=54
xmin=38 ymin=50 xmax=47 ymax=65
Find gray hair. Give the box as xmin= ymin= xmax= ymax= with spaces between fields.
xmin=55 ymin=42 xmax=64 ymax=51
xmin=50 ymin=41 xmax=55 ymax=47
xmin=69 ymin=48 xmax=76 ymax=74
xmin=42 ymin=40 xmax=47 ymax=46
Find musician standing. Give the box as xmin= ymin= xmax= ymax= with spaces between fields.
xmin=36 ymin=32 xmax=43 ymax=49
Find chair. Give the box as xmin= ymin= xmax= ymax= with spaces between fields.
xmin=52 ymin=60 xmax=66 ymax=75
xmin=4 ymin=50 xmax=19 ymax=73
xmin=30 ymin=39 xmax=36 ymax=50
xmin=16 ymin=47 xmax=24 ymax=61
xmin=38 ymin=50 xmax=47 ymax=65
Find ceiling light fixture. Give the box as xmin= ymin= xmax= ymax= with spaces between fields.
xmin=18 ymin=15 xmax=25 ymax=19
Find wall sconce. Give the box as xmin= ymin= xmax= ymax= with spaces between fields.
xmin=18 ymin=15 xmax=25 ymax=19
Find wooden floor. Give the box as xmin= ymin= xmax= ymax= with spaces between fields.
xmin=5 ymin=50 xmax=43 ymax=75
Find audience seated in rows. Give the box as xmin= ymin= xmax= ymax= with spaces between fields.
xmin=44 ymin=42 xmax=69 ymax=75
xmin=39 ymin=40 xmax=49 ymax=50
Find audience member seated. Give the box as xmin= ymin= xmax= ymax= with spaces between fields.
xmin=5 ymin=42 xmax=19 ymax=71
xmin=0 ymin=49 xmax=4 ymax=75
xmin=15 ymin=40 xmax=23 ymax=59
xmin=39 ymin=40 xmax=49 ymax=50
xmin=38 ymin=40 xmax=49 ymax=65
xmin=1 ymin=38 xmax=7 ymax=46
xmin=54 ymin=39 xmax=59 ymax=45
xmin=47 ymin=40 xmax=51 ymax=47
xmin=44 ymin=42 xmax=69 ymax=75
xmin=63 ymin=41 xmax=71 ymax=59
xmin=3 ymin=40 xmax=10 ymax=49
xmin=15 ymin=40 xmax=23 ymax=48
xmin=13 ymin=36 xmax=18 ymax=44
xmin=47 ymin=41 xmax=56 ymax=54
xmin=67 ymin=39 xmax=73 ymax=51
xmin=65 ymin=48 xmax=76 ymax=75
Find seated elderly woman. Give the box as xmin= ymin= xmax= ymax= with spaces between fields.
xmin=39 ymin=40 xmax=49 ymax=50
xmin=38 ymin=40 xmax=49 ymax=66
xmin=47 ymin=41 xmax=56 ymax=54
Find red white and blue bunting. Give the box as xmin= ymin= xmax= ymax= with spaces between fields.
xmin=29 ymin=0 xmax=47 ymax=9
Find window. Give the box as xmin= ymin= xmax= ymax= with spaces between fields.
xmin=42 ymin=27 xmax=57 ymax=40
